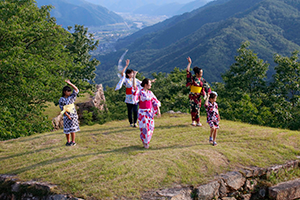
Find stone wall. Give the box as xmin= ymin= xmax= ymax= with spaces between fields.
xmin=1 ymin=160 xmax=300 ymax=200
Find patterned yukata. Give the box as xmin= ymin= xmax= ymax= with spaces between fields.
xmin=59 ymin=90 xmax=80 ymax=134
xmin=204 ymin=101 xmax=220 ymax=129
xmin=186 ymin=70 xmax=211 ymax=123
xmin=132 ymin=87 xmax=161 ymax=145
xmin=115 ymin=75 xmax=142 ymax=124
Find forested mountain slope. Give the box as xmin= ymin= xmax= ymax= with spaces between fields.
xmin=95 ymin=0 xmax=300 ymax=87
xmin=36 ymin=0 xmax=124 ymax=27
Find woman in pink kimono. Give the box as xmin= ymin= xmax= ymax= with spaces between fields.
xmin=132 ymin=72 xmax=161 ymax=149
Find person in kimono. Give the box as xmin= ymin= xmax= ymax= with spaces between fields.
xmin=59 ymin=79 xmax=79 ymax=146
xmin=186 ymin=57 xmax=211 ymax=127
xmin=115 ymin=59 xmax=142 ymax=127
xmin=132 ymin=71 xmax=161 ymax=149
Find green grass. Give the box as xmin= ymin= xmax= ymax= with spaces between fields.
xmin=1 ymin=113 xmax=300 ymax=199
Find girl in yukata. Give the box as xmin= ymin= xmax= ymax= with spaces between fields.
xmin=204 ymin=92 xmax=220 ymax=146
xmin=59 ymin=80 xmax=79 ymax=146
xmin=186 ymin=57 xmax=211 ymax=127
xmin=115 ymin=59 xmax=142 ymax=127
xmin=132 ymin=71 xmax=161 ymax=149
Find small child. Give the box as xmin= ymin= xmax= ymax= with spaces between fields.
xmin=59 ymin=80 xmax=80 ymax=146
xmin=204 ymin=92 xmax=220 ymax=146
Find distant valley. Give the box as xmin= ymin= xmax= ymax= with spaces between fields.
xmin=94 ymin=0 xmax=300 ymax=87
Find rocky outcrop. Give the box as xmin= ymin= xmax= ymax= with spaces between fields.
xmin=76 ymin=84 xmax=107 ymax=119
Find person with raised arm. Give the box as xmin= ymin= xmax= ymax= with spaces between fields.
xmin=59 ymin=80 xmax=80 ymax=146
xmin=115 ymin=59 xmax=141 ymax=127
xmin=186 ymin=57 xmax=211 ymax=127
xmin=132 ymin=71 xmax=161 ymax=149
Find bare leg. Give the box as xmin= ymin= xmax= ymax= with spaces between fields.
xmin=213 ymin=128 xmax=217 ymax=142
xmin=71 ymin=132 xmax=75 ymax=142
xmin=66 ymin=134 xmax=70 ymax=142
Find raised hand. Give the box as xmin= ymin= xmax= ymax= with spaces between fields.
xmin=187 ymin=57 xmax=192 ymax=64
xmin=65 ymin=79 xmax=71 ymax=85
xmin=126 ymin=59 xmax=130 ymax=67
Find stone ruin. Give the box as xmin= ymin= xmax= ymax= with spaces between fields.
xmin=52 ymin=84 xmax=106 ymax=130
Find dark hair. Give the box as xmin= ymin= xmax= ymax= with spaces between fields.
xmin=193 ymin=67 xmax=202 ymax=75
xmin=62 ymin=86 xmax=72 ymax=97
xmin=125 ymin=69 xmax=134 ymax=78
xmin=209 ymin=92 xmax=217 ymax=100
xmin=141 ymin=78 xmax=150 ymax=87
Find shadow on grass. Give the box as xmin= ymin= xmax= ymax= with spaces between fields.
xmin=5 ymin=152 xmax=101 ymax=174
xmin=0 ymin=146 xmax=58 ymax=162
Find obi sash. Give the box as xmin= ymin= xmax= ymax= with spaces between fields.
xmin=126 ymin=87 xmax=132 ymax=95
xmin=190 ymin=85 xmax=202 ymax=93
xmin=139 ymin=101 xmax=152 ymax=109
xmin=61 ymin=103 xmax=75 ymax=115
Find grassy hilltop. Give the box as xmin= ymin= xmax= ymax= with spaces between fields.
xmin=0 ymin=113 xmax=300 ymax=199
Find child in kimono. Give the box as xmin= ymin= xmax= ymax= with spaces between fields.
xmin=204 ymin=92 xmax=220 ymax=146
xmin=59 ymin=80 xmax=79 ymax=146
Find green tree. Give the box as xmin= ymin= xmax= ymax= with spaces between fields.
xmin=222 ymin=41 xmax=269 ymax=96
xmin=272 ymin=51 xmax=300 ymax=107
xmin=0 ymin=0 xmax=99 ymax=139
xmin=66 ymin=25 xmax=100 ymax=91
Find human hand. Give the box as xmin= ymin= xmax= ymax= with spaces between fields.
xmin=187 ymin=57 xmax=192 ymax=64
xmin=65 ymin=79 xmax=71 ymax=85
xmin=156 ymin=112 xmax=161 ymax=118
xmin=151 ymin=78 xmax=156 ymax=83
xmin=126 ymin=59 xmax=130 ymax=67
xmin=133 ymin=71 xmax=138 ymax=76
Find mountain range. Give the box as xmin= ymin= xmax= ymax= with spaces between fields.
xmin=94 ymin=0 xmax=300 ymax=87
xmin=84 ymin=0 xmax=211 ymax=16
xmin=36 ymin=0 xmax=124 ymax=28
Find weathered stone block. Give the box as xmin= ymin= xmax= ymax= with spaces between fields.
xmin=156 ymin=187 xmax=192 ymax=200
xmin=269 ymin=178 xmax=300 ymax=200
xmin=220 ymin=171 xmax=246 ymax=191
xmin=195 ymin=180 xmax=220 ymax=200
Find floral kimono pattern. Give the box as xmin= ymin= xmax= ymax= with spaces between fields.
xmin=133 ymin=88 xmax=161 ymax=145
xmin=115 ymin=74 xmax=142 ymax=104
xmin=59 ymin=90 xmax=80 ymax=134
xmin=186 ymin=70 xmax=211 ymax=123
xmin=204 ymin=101 xmax=220 ymax=129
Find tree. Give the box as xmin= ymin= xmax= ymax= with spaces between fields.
xmin=222 ymin=41 xmax=269 ymax=96
xmin=272 ymin=51 xmax=300 ymax=107
xmin=0 ymin=0 xmax=100 ymax=139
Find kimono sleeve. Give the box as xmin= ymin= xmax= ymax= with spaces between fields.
xmin=69 ymin=89 xmax=79 ymax=104
xmin=202 ymin=78 xmax=211 ymax=94
xmin=151 ymin=91 xmax=161 ymax=115
xmin=58 ymin=97 xmax=64 ymax=111
xmin=115 ymin=74 xmax=126 ymax=91
xmin=131 ymin=85 xmax=141 ymax=103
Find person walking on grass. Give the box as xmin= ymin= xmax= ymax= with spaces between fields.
xmin=132 ymin=71 xmax=161 ymax=149
xmin=186 ymin=57 xmax=211 ymax=127
xmin=59 ymin=79 xmax=79 ymax=146
xmin=204 ymin=92 xmax=220 ymax=146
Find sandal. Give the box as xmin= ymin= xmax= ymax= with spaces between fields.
xmin=213 ymin=141 xmax=217 ymax=146
xmin=191 ymin=122 xmax=196 ymax=126
xmin=209 ymin=137 xmax=213 ymax=144
xmin=196 ymin=123 xmax=202 ymax=127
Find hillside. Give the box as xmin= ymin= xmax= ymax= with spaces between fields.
xmin=94 ymin=0 xmax=300 ymax=87
xmin=1 ymin=114 xmax=300 ymax=198
xmin=36 ymin=0 xmax=124 ymax=28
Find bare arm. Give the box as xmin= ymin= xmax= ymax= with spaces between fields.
xmin=121 ymin=59 xmax=130 ymax=77
xmin=205 ymin=92 xmax=210 ymax=107
xmin=186 ymin=57 xmax=192 ymax=72
xmin=157 ymin=107 xmax=161 ymax=118
xmin=133 ymin=71 xmax=137 ymax=89
xmin=65 ymin=80 xmax=78 ymax=93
